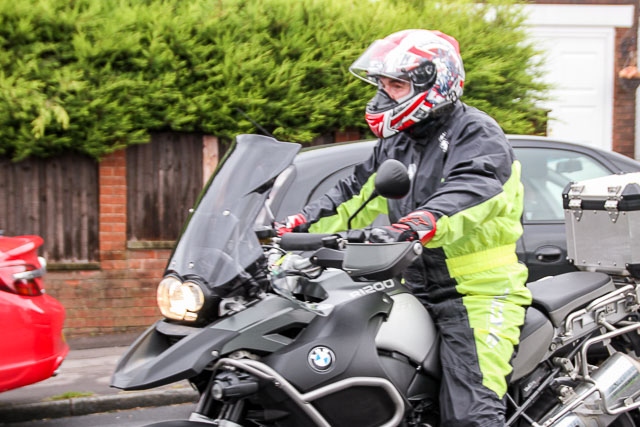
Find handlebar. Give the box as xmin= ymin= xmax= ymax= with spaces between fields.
xmin=277 ymin=229 xmax=369 ymax=252
xmin=271 ymin=230 xmax=422 ymax=282
xmin=278 ymin=233 xmax=339 ymax=251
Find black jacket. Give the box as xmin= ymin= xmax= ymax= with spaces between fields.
xmin=302 ymin=102 xmax=530 ymax=304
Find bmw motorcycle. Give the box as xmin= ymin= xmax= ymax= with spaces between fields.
xmin=112 ymin=134 xmax=640 ymax=426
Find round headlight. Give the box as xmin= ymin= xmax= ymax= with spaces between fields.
xmin=157 ymin=276 xmax=205 ymax=322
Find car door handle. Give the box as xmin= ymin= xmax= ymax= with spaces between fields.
xmin=535 ymin=246 xmax=563 ymax=263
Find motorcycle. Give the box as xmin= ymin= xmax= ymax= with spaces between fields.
xmin=111 ymin=134 xmax=640 ymax=426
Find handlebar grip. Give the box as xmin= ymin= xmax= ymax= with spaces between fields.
xmin=279 ymin=233 xmax=336 ymax=251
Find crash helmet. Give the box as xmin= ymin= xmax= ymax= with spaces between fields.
xmin=349 ymin=29 xmax=465 ymax=138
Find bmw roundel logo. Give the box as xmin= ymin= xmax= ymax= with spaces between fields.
xmin=308 ymin=346 xmax=335 ymax=372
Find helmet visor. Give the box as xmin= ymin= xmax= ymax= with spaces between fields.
xmin=349 ymin=39 xmax=412 ymax=86
xmin=350 ymin=39 xmax=437 ymax=92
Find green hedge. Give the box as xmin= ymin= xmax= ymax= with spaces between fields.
xmin=0 ymin=0 xmax=548 ymax=161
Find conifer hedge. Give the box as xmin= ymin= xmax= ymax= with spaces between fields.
xmin=0 ymin=0 xmax=547 ymax=161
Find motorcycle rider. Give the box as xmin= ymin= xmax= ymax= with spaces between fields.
xmin=277 ymin=29 xmax=532 ymax=426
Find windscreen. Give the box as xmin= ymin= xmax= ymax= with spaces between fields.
xmin=166 ymin=135 xmax=300 ymax=294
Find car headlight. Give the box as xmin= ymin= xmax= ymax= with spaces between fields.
xmin=157 ymin=276 xmax=205 ymax=322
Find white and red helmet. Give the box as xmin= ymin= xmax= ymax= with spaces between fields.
xmin=349 ymin=29 xmax=465 ymax=138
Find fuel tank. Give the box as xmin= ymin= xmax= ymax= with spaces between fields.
xmin=376 ymin=292 xmax=440 ymax=376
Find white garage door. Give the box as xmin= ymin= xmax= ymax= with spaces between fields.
xmin=524 ymin=5 xmax=634 ymax=152
xmin=526 ymin=26 xmax=614 ymax=151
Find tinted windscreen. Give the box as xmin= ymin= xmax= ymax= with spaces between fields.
xmin=167 ymin=135 xmax=300 ymax=293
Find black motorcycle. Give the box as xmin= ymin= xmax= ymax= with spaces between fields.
xmin=112 ymin=134 xmax=640 ymax=427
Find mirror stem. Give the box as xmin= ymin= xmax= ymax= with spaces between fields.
xmin=347 ymin=190 xmax=378 ymax=230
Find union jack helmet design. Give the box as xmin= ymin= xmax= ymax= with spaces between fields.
xmin=349 ymin=29 xmax=465 ymax=138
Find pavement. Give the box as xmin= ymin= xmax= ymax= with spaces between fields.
xmin=0 ymin=333 xmax=199 ymax=424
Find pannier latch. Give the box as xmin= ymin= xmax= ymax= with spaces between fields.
xmin=605 ymin=185 xmax=621 ymax=223
xmin=567 ymin=184 xmax=584 ymax=221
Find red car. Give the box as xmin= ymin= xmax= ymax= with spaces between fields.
xmin=0 ymin=234 xmax=68 ymax=392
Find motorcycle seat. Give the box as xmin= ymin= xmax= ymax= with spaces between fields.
xmin=527 ymin=271 xmax=615 ymax=328
xmin=511 ymin=307 xmax=553 ymax=381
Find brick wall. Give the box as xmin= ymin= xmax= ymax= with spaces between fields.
xmin=614 ymin=26 xmax=639 ymax=158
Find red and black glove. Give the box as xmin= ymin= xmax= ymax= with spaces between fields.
xmin=397 ymin=210 xmax=437 ymax=245
xmin=370 ymin=210 xmax=436 ymax=244
xmin=369 ymin=223 xmax=418 ymax=243
xmin=275 ymin=213 xmax=307 ymax=236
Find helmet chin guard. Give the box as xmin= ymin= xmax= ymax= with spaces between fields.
xmin=350 ymin=29 xmax=465 ymax=138
xmin=365 ymin=91 xmax=431 ymax=138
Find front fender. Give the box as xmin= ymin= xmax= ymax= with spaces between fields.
xmin=111 ymin=321 xmax=237 ymax=390
xmin=111 ymin=294 xmax=315 ymax=390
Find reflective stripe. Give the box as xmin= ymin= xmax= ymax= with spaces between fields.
xmin=445 ymin=244 xmax=517 ymax=277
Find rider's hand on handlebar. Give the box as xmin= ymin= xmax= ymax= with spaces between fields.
xmin=397 ymin=210 xmax=436 ymax=244
xmin=275 ymin=213 xmax=307 ymax=236
xmin=369 ymin=224 xmax=418 ymax=243
xmin=370 ymin=211 xmax=436 ymax=244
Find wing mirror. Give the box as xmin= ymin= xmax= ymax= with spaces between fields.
xmin=374 ymin=159 xmax=410 ymax=199
xmin=347 ymin=159 xmax=410 ymax=230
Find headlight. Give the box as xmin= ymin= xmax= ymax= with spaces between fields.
xmin=157 ymin=276 xmax=205 ymax=322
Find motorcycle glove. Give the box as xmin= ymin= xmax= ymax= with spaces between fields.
xmin=397 ymin=210 xmax=437 ymax=245
xmin=275 ymin=213 xmax=307 ymax=236
xmin=369 ymin=224 xmax=418 ymax=243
